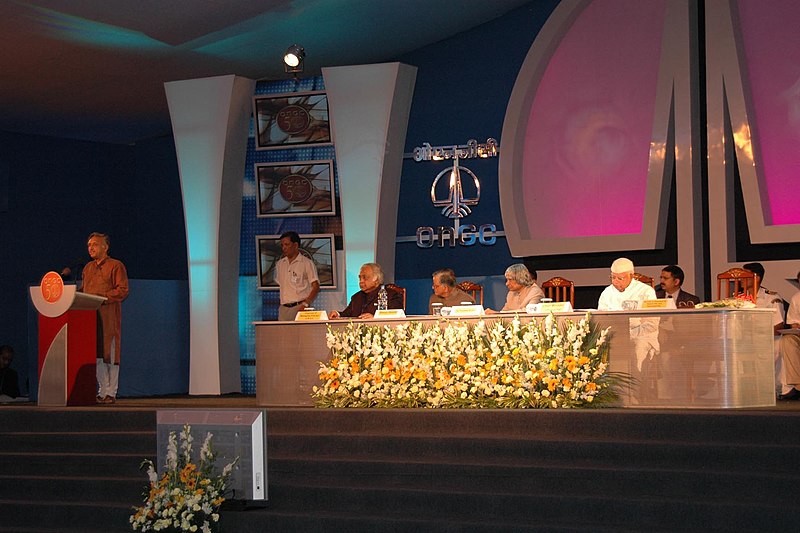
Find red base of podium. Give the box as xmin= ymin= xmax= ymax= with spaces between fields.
xmin=38 ymin=310 xmax=98 ymax=406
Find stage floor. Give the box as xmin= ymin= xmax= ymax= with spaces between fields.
xmin=2 ymin=393 xmax=800 ymax=411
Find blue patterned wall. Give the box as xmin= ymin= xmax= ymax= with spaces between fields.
xmin=238 ymin=76 xmax=340 ymax=393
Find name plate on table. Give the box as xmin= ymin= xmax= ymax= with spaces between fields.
xmin=640 ymin=299 xmax=677 ymax=309
xmin=527 ymin=301 xmax=573 ymax=313
xmin=448 ymin=305 xmax=484 ymax=317
xmin=374 ymin=309 xmax=406 ymax=319
xmin=295 ymin=310 xmax=328 ymax=321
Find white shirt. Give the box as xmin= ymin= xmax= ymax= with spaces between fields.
xmin=786 ymin=290 xmax=800 ymax=326
xmin=597 ymin=279 xmax=656 ymax=311
xmin=275 ymin=253 xmax=319 ymax=305
xmin=755 ymin=286 xmax=784 ymax=327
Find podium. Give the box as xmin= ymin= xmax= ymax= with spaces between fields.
xmin=29 ymin=272 xmax=106 ymax=406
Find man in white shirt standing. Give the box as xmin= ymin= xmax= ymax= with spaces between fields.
xmin=275 ymin=231 xmax=320 ymax=321
xmin=598 ymin=257 xmax=656 ymax=310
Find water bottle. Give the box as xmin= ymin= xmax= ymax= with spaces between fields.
xmin=377 ymin=285 xmax=388 ymax=310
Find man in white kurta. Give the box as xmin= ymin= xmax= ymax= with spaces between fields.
xmin=598 ymin=258 xmax=658 ymax=402
xmin=597 ymin=258 xmax=656 ymax=311
xmin=778 ymin=271 xmax=800 ymax=400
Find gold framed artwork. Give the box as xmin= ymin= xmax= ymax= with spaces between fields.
xmin=253 ymin=91 xmax=331 ymax=149
xmin=255 ymin=160 xmax=335 ymax=217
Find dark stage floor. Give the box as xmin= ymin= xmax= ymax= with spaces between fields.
xmin=3 ymin=392 xmax=800 ymax=411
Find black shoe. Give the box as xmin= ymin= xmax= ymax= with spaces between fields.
xmin=778 ymin=387 xmax=800 ymax=401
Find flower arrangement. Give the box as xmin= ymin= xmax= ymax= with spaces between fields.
xmin=313 ymin=313 xmax=621 ymax=409
xmin=695 ymin=293 xmax=756 ymax=309
xmin=130 ymin=424 xmax=238 ymax=532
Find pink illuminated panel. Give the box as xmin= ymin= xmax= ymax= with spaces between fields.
xmin=521 ymin=0 xmax=665 ymax=238
xmin=736 ymin=0 xmax=800 ymax=225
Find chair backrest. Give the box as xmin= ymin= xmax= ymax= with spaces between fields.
xmin=540 ymin=276 xmax=575 ymax=307
xmin=716 ymin=268 xmax=759 ymax=300
xmin=632 ymin=272 xmax=655 ymax=287
xmin=384 ymin=283 xmax=406 ymax=309
xmin=456 ymin=281 xmax=483 ymax=306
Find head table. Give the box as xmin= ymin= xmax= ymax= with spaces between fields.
xmin=253 ymin=308 xmax=776 ymax=409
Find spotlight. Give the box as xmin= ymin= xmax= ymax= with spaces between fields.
xmin=283 ymin=44 xmax=305 ymax=74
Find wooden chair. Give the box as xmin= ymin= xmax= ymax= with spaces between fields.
xmin=632 ymin=272 xmax=655 ymax=287
xmin=540 ymin=277 xmax=575 ymax=307
xmin=384 ymin=283 xmax=406 ymax=309
xmin=456 ymin=281 xmax=483 ymax=306
xmin=716 ymin=268 xmax=759 ymax=300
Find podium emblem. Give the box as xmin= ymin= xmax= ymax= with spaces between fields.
xmin=40 ymin=271 xmax=64 ymax=303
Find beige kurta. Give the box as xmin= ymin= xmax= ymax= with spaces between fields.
xmin=82 ymin=257 xmax=129 ymax=364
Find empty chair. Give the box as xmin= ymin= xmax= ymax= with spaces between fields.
xmin=456 ymin=281 xmax=483 ymax=306
xmin=716 ymin=268 xmax=759 ymax=300
xmin=384 ymin=283 xmax=406 ymax=309
xmin=540 ymin=277 xmax=575 ymax=307
xmin=632 ymin=272 xmax=655 ymax=287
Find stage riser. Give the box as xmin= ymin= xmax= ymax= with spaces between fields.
xmin=268 ymin=458 xmax=797 ymax=506
xmin=0 ymin=501 xmax=132 ymax=532
xmin=1 ymin=478 xmax=142 ymax=503
xmin=266 ymin=409 xmax=800 ymax=445
xmin=0 ymin=408 xmax=155 ymax=431
xmin=1 ymin=432 xmax=154 ymax=453
xmin=270 ymin=435 xmax=795 ymax=474
xmin=221 ymin=486 xmax=794 ymax=532
xmin=0 ymin=454 xmax=154 ymax=477
xmin=2 ymin=407 xmax=799 ymax=532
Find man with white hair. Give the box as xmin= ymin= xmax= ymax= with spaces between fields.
xmin=597 ymin=257 xmax=656 ymax=310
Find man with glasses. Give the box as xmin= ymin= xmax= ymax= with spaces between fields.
xmin=656 ymin=265 xmax=700 ymax=308
xmin=598 ymin=257 xmax=655 ymax=311
xmin=598 ymin=257 xmax=658 ymax=402
xmin=428 ymin=268 xmax=474 ymax=314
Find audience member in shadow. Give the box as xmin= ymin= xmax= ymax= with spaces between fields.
xmin=0 ymin=345 xmax=20 ymax=400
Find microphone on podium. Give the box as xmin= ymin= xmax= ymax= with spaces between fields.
xmin=60 ymin=259 xmax=87 ymax=282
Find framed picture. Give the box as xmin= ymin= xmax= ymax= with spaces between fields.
xmin=253 ymin=91 xmax=331 ymax=149
xmin=256 ymin=233 xmax=336 ymax=290
xmin=255 ymin=160 xmax=335 ymax=217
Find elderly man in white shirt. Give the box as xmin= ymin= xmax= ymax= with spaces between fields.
xmin=598 ymin=258 xmax=659 ymax=402
xmin=598 ymin=258 xmax=656 ymax=310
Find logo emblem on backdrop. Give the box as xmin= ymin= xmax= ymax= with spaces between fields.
xmin=413 ymin=139 xmax=499 ymax=248
xmin=430 ymin=162 xmax=480 ymax=220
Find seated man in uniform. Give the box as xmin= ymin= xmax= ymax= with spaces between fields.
xmin=656 ymin=265 xmax=701 ymax=308
xmin=329 ymin=263 xmax=403 ymax=319
xmin=742 ymin=262 xmax=785 ymax=398
xmin=428 ymin=268 xmax=474 ymax=314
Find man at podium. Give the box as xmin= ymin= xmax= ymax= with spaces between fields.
xmin=80 ymin=232 xmax=129 ymax=404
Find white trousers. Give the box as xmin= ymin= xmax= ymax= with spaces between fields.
xmin=97 ymin=337 xmax=119 ymax=398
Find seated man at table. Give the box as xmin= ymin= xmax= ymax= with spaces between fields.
xmin=329 ymin=263 xmax=403 ymax=319
xmin=656 ymin=265 xmax=701 ymax=308
xmin=428 ymin=268 xmax=474 ymax=314
xmin=485 ymin=264 xmax=544 ymax=314
xmin=778 ymin=270 xmax=800 ymax=401
xmin=599 ymin=258 xmax=659 ymax=401
xmin=598 ymin=258 xmax=656 ymax=310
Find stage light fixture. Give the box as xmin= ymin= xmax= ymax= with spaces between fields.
xmin=283 ymin=44 xmax=305 ymax=74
